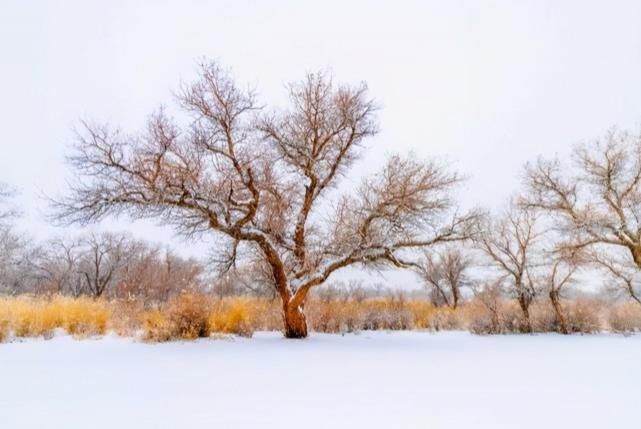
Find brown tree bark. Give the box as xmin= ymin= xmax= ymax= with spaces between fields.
xmin=452 ymin=286 xmax=460 ymax=309
xmin=518 ymin=294 xmax=532 ymax=333
xmin=549 ymin=290 xmax=569 ymax=335
xmin=283 ymin=301 xmax=308 ymax=338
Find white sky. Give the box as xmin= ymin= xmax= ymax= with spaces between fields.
xmin=2 ymin=0 xmax=641 ymax=287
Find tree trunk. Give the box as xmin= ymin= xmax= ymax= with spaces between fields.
xmin=451 ymin=286 xmax=460 ymax=309
xmin=549 ymin=290 xmax=569 ymax=335
xmin=283 ymin=301 xmax=308 ymax=338
xmin=517 ymin=295 xmax=532 ymax=333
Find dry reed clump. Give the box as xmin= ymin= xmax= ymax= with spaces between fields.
xmin=109 ymin=300 xmax=145 ymax=337
xmin=607 ymin=302 xmax=641 ymax=333
xmin=464 ymin=299 xmax=538 ymax=334
xmin=207 ymin=297 xmax=273 ymax=337
xmin=306 ymin=297 xmax=441 ymax=333
xmin=0 ymin=295 xmax=111 ymax=338
xmin=143 ymin=292 xmax=211 ymax=342
xmin=142 ymin=310 xmax=174 ymax=342
xmin=563 ymin=299 xmax=603 ymax=333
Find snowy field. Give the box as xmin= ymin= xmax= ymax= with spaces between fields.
xmin=1 ymin=332 xmax=640 ymax=429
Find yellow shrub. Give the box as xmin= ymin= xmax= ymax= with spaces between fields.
xmin=208 ymin=297 xmax=258 ymax=337
xmin=167 ymin=293 xmax=211 ymax=340
xmin=142 ymin=310 xmax=174 ymax=342
xmin=141 ymin=293 xmax=212 ymax=342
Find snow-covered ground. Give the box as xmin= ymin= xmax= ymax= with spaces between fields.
xmin=1 ymin=331 xmax=639 ymax=429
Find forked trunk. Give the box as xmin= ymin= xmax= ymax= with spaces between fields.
xmin=549 ymin=290 xmax=569 ymax=335
xmin=284 ymin=301 xmax=308 ymax=339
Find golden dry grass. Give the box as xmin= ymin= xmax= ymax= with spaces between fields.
xmin=0 ymin=295 xmax=111 ymax=338
xmin=0 ymin=293 xmax=639 ymax=342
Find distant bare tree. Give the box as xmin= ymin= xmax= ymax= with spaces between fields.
xmin=117 ymin=246 xmax=203 ymax=302
xmin=0 ymin=182 xmax=30 ymax=295
xmin=53 ymin=61 xmax=479 ymax=337
xmin=30 ymin=237 xmax=85 ymax=296
xmin=523 ymin=129 xmax=641 ymax=305
xmin=77 ymin=233 xmax=129 ymax=298
xmin=419 ymin=247 xmax=471 ymax=308
xmin=541 ymin=249 xmax=582 ymax=334
xmin=476 ymin=205 xmax=540 ymax=332
xmin=0 ymin=228 xmax=29 ymax=295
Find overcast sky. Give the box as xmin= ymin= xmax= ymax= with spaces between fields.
xmin=2 ymin=0 xmax=641 ymax=286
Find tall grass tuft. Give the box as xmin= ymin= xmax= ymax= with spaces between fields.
xmin=0 ymin=295 xmax=111 ymax=338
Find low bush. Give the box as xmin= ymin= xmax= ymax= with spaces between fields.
xmin=166 ymin=292 xmax=211 ymax=340
xmin=142 ymin=310 xmax=174 ymax=342
xmin=563 ymin=299 xmax=603 ymax=334
xmin=208 ymin=297 xmax=266 ymax=337
xmin=608 ymin=302 xmax=641 ymax=333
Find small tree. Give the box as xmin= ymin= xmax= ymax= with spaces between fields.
xmin=476 ymin=205 xmax=540 ymax=333
xmin=523 ymin=129 xmax=641 ymax=306
xmin=419 ymin=247 xmax=470 ymax=308
xmin=54 ymin=61 xmax=478 ymax=337
xmin=541 ymin=249 xmax=582 ymax=334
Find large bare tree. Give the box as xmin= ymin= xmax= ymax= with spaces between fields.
xmin=54 ymin=61 xmax=478 ymax=337
xmin=523 ymin=129 xmax=641 ymax=305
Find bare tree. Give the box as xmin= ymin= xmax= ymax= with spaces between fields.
xmin=117 ymin=246 xmax=203 ymax=302
xmin=476 ymin=205 xmax=540 ymax=332
xmin=0 ymin=182 xmax=31 ymax=295
xmin=541 ymin=249 xmax=582 ymax=334
xmin=53 ymin=61 xmax=479 ymax=337
xmin=0 ymin=227 xmax=29 ymax=295
xmin=419 ymin=247 xmax=471 ymax=308
xmin=522 ymin=129 xmax=641 ymax=305
xmin=77 ymin=233 xmax=129 ymax=298
xmin=29 ymin=237 xmax=85 ymax=296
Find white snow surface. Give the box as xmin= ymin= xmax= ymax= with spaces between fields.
xmin=1 ymin=331 xmax=639 ymax=429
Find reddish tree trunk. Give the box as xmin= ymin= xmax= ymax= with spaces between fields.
xmin=284 ymin=301 xmax=308 ymax=338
